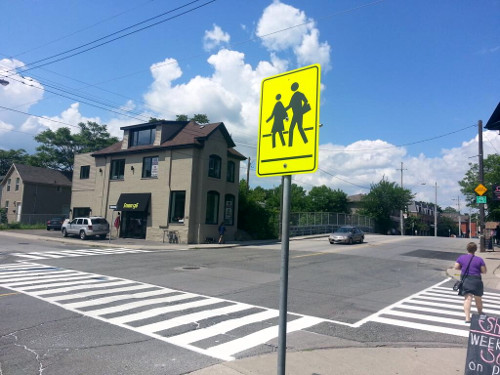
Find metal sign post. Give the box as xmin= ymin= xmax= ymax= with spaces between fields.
xmin=277 ymin=175 xmax=291 ymax=375
xmin=256 ymin=64 xmax=321 ymax=375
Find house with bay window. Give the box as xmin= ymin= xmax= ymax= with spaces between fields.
xmin=70 ymin=120 xmax=246 ymax=243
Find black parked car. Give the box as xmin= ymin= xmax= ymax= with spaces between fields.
xmin=46 ymin=217 xmax=66 ymax=231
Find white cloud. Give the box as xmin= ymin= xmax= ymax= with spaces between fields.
xmin=256 ymin=0 xmax=331 ymax=70
xmin=203 ymin=24 xmax=230 ymax=51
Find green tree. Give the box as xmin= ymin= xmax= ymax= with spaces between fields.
xmin=237 ymin=181 xmax=276 ymax=239
xmin=306 ymin=185 xmax=349 ymax=213
xmin=175 ymin=114 xmax=210 ymax=123
xmin=360 ymin=179 xmax=414 ymax=234
xmin=0 ymin=149 xmax=31 ymax=175
xmin=458 ymin=154 xmax=500 ymax=221
xmin=34 ymin=122 xmax=118 ymax=172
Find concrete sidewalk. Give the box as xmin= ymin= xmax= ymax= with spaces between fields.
xmin=2 ymin=230 xmax=500 ymax=374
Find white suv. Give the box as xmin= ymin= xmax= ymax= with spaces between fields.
xmin=62 ymin=217 xmax=110 ymax=240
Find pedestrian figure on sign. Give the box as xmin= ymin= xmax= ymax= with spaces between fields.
xmin=285 ymin=82 xmax=310 ymax=147
xmin=266 ymin=94 xmax=288 ymax=148
xmin=114 ymin=212 xmax=121 ymax=238
xmin=218 ymin=222 xmax=226 ymax=244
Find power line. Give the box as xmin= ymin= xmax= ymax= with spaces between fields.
xmin=4 ymin=0 xmax=215 ymax=77
xmin=0 ymin=105 xmax=79 ymax=128
xmin=11 ymin=0 xmax=157 ymax=58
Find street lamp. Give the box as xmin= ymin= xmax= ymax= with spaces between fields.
xmin=421 ymin=182 xmax=438 ymax=237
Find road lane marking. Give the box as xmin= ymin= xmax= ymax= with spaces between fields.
xmin=0 ymin=262 xmax=328 ymax=361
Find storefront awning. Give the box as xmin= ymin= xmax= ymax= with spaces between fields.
xmin=115 ymin=193 xmax=151 ymax=212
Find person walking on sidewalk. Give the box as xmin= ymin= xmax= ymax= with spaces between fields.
xmin=218 ymin=222 xmax=226 ymax=244
xmin=454 ymin=242 xmax=487 ymax=323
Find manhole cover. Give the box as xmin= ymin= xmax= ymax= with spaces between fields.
xmin=182 ymin=266 xmax=200 ymax=270
xmin=18 ymin=242 xmax=30 ymax=245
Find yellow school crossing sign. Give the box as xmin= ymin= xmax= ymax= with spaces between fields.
xmin=257 ymin=64 xmax=321 ymax=177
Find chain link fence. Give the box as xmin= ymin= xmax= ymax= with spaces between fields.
xmin=272 ymin=212 xmax=374 ymax=237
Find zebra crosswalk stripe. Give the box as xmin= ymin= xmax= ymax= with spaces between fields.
xmin=0 ymin=263 xmax=325 ymax=361
xmin=367 ymin=278 xmax=500 ymax=337
xmin=10 ymin=248 xmax=152 ymax=260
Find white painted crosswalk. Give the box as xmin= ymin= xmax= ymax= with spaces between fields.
xmin=0 ymin=262 xmax=324 ymax=361
xmin=10 ymin=247 xmax=153 ymax=260
xmin=364 ymin=279 xmax=500 ymax=337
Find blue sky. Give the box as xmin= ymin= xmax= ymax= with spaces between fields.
xmin=1 ymin=0 xmax=499 ymax=210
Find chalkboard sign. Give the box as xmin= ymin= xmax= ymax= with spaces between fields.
xmin=465 ymin=314 xmax=500 ymax=374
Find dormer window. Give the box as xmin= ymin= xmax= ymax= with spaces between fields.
xmin=129 ymin=126 xmax=156 ymax=147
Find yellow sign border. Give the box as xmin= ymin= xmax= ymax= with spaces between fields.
xmin=257 ymin=64 xmax=320 ymax=177
xmin=475 ymin=183 xmax=487 ymax=196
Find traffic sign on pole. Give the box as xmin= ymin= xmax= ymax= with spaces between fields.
xmin=257 ymin=64 xmax=321 ymax=177
xmin=476 ymin=196 xmax=487 ymax=204
xmin=475 ymin=183 xmax=488 ymax=196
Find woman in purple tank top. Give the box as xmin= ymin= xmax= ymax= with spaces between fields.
xmin=454 ymin=242 xmax=487 ymax=323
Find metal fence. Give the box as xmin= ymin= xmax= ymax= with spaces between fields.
xmin=273 ymin=212 xmax=374 ymax=237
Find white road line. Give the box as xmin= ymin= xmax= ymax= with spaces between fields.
xmin=205 ymin=316 xmax=324 ymax=361
xmin=34 ymin=280 xmax=134 ymax=296
xmin=64 ymin=289 xmax=172 ymax=309
xmin=138 ymin=303 xmax=253 ymax=334
xmin=86 ymin=293 xmax=199 ymax=316
xmin=372 ymin=316 xmax=469 ymax=337
xmin=45 ymin=284 xmax=156 ymax=302
xmin=170 ymin=309 xmax=279 ymax=346
xmin=110 ymin=298 xmax=224 ymax=325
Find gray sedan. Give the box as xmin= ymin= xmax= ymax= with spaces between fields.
xmin=329 ymin=226 xmax=364 ymax=245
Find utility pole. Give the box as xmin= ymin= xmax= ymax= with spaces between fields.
xmin=246 ymin=157 xmax=251 ymax=192
xmin=478 ymin=120 xmax=486 ymax=252
xmin=454 ymin=196 xmax=461 ymax=238
xmin=434 ymin=181 xmax=438 ymax=237
xmin=397 ymin=162 xmax=407 ymax=235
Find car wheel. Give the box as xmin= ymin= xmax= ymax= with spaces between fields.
xmin=62 ymin=228 xmax=68 ymax=237
xmin=79 ymin=230 xmax=87 ymax=240
xmin=329 ymin=240 xmax=334 ymax=244
xmin=359 ymin=236 xmax=364 ymax=243
xmin=47 ymin=227 xmax=51 ymax=231
xmin=348 ymin=238 xmax=353 ymax=245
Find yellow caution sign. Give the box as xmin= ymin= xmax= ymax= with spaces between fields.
xmin=475 ymin=184 xmax=487 ymax=196
xmin=257 ymin=64 xmax=320 ymax=177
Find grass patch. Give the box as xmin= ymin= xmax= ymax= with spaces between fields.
xmin=0 ymin=222 xmax=45 ymax=230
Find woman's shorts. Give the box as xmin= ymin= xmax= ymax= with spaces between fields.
xmin=460 ymin=275 xmax=484 ymax=297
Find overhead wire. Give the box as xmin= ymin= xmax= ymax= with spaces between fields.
xmin=11 ymin=0 xmax=157 ymax=58
xmin=3 ymin=0 xmax=216 ymax=77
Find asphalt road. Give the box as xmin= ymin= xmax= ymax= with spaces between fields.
xmin=0 ymin=232 xmax=473 ymax=374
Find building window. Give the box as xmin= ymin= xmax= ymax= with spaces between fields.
xmin=110 ymin=159 xmax=125 ymax=180
xmin=6 ymin=179 xmax=10 ymax=191
xmin=73 ymin=207 xmax=91 ymax=218
xmin=5 ymin=201 xmax=8 ymax=208
xmin=227 ymin=161 xmax=235 ymax=182
xmin=205 ymin=191 xmax=219 ymax=224
xmin=80 ymin=165 xmax=90 ymax=179
xmin=208 ymin=155 xmax=221 ymax=178
xmin=142 ymin=156 xmax=159 ymax=178
xmin=15 ymin=178 xmax=20 ymax=191
xmin=224 ymin=194 xmax=235 ymax=225
xmin=169 ymin=191 xmax=185 ymax=223
xmin=129 ymin=127 xmax=156 ymax=147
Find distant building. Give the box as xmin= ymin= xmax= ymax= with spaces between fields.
xmin=347 ymin=193 xmax=365 ymax=214
xmin=69 ymin=120 xmax=246 ymax=243
xmin=0 ymin=164 xmax=72 ymax=224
